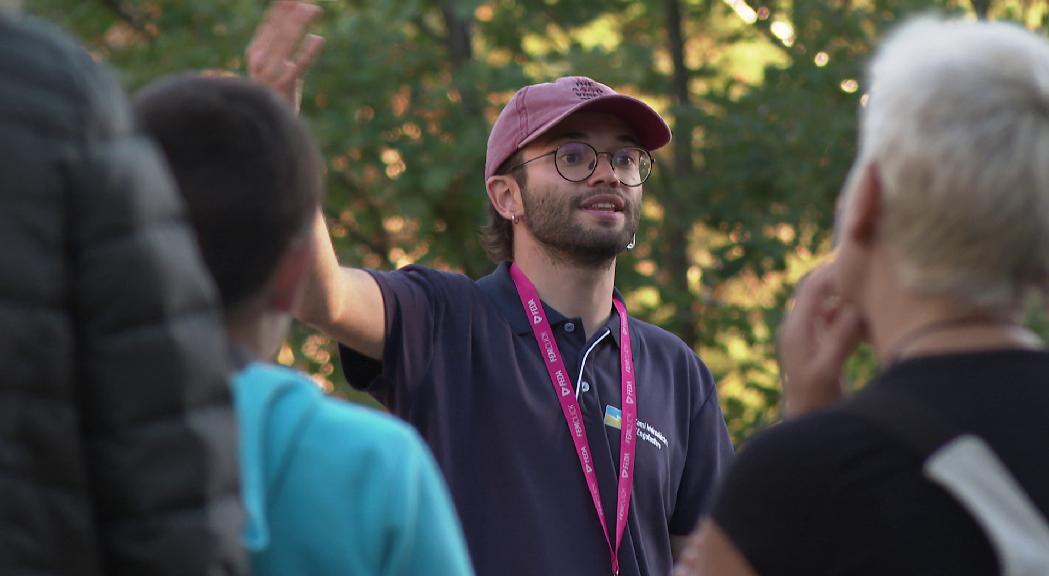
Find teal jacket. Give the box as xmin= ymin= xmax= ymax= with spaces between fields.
xmin=234 ymin=362 xmax=474 ymax=575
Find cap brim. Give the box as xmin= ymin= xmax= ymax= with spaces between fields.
xmin=518 ymin=93 xmax=672 ymax=152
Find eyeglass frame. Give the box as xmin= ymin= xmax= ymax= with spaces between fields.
xmin=505 ymin=141 xmax=655 ymax=187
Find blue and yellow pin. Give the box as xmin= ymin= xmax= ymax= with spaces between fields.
xmin=603 ymin=405 xmax=622 ymax=430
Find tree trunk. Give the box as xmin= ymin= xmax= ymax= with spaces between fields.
xmin=435 ymin=0 xmax=490 ymax=277
xmin=971 ymin=0 xmax=992 ymax=19
xmin=438 ymin=0 xmax=472 ymax=71
xmin=661 ymin=0 xmax=700 ymax=347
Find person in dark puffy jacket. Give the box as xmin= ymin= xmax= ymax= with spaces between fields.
xmin=0 ymin=11 xmax=245 ymax=576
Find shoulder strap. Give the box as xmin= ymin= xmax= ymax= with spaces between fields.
xmin=844 ymin=383 xmax=1049 ymax=576
xmin=843 ymin=383 xmax=955 ymax=459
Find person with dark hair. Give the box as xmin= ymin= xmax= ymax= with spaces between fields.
xmin=678 ymin=17 xmax=1049 ymax=576
xmin=0 ymin=11 xmax=243 ymax=576
xmin=134 ymin=73 xmax=474 ymax=576
xmin=246 ymin=3 xmax=733 ymax=575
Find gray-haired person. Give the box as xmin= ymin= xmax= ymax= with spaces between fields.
xmin=681 ymin=17 xmax=1049 ymax=576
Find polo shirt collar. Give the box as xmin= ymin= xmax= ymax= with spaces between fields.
xmin=605 ymin=297 xmax=625 ymax=348
xmin=478 ymin=261 xmax=627 ymax=347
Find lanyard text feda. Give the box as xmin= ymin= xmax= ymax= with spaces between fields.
xmin=510 ymin=263 xmax=637 ymax=576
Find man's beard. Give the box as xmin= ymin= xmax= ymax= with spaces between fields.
xmin=521 ymin=184 xmax=639 ymax=269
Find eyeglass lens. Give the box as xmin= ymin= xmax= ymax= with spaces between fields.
xmin=554 ymin=142 xmax=652 ymax=186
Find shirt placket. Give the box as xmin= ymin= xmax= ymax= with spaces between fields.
xmin=572 ymin=328 xmax=632 ymax=547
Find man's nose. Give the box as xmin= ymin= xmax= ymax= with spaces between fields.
xmin=586 ymin=152 xmax=620 ymax=188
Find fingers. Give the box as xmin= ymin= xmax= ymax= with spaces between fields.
xmin=782 ymin=266 xmax=836 ymax=352
xmin=809 ymin=260 xmax=864 ymax=368
xmin=282 ymin=33 xmax=326 ymax=87
xmin=247 ymin=1 xmax=323 ymax=88
xmin=793 ymin=264 xmax=838 ymax=319
xmin=246 ymin=2 xmax=281 ymax=58
xmin=248 ymin=2 xmax=296 ymax=74
xmin=815 ymin=303 xmax=863 ymax=377
xmin=778 ymin=260 xmax=861 ymax=417
xmin=778 ymin=264 xmax=836 ymax=355
xmin=297 ymin=34 xmax=326 ymax=71
xmin=267 ymin=3 xmax=321 ymax=66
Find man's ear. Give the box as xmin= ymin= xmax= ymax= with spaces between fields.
xmin=844 ymin=162 xmax=883 ymax=246
xmin=268 ymin=239 xmax=313 ymax=312
xmin=486 ymin=174 xmax=521 ymax=222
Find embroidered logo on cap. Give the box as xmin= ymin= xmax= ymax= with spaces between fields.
xmin=573 ymin=78 xmax=607 ymax=101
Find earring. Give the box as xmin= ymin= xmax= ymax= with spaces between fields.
xmin=627 ymin=234 xmax=636 ymax=250
xmin=511 ymin=212 xmax=520 ymax=224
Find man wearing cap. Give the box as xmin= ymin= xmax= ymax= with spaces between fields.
xmin=247 ymin=3 xmax=733 ymax=574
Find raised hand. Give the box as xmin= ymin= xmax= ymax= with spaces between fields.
xmin=246 ymin=1 xmax=325 ymax=111
xmin=777 ymin=261 xmax=865 ymax=417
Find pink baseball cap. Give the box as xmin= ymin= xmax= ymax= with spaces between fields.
xmin=484 ymin=76 xmax=672 ymax=181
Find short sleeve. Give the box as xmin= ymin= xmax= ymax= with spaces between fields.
xmin=709 ymin=418 xmax=835 ymax=575
xmin=381 ymin=428 xmax=474 ymax=576
xmin=339 ymin=265 xmax=473 ymax=408
xmin=669 ymin=357 xmax=735 ymax=534
xmin=256 ymin=388 xmax=473 ymax=575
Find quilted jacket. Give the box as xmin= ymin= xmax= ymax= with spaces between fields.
xmin=0 ymin=12 xmax=245 ymax=576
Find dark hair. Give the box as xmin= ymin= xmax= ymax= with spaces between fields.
xmin=479 ymin=151 xmax=525 ymax=263
xmin=133 ymin=75 xmax=323 ymax=311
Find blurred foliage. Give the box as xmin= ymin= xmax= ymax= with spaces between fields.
xmin=27 ymin=0 xmax=1049 ymax=444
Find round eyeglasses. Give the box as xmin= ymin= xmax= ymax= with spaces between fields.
xmin=507 ymin=141 xmax=654 ymax=187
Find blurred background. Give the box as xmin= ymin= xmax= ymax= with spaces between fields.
xmin=27 ymin=0 xmax=1049 ymax=444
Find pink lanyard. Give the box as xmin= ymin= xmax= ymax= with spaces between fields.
xmin=510 ymin=263 xmax=637 ymax=576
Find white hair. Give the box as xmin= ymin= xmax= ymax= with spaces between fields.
xmin=848 ymin=17 xmax=1049 ymax=312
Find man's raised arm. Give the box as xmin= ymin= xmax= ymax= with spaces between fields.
xmin=247 ymin=0 xmax=385 ymax=360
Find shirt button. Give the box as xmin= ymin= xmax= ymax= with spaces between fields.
xmin=564 ymin=322 xmax=576 ymax=333
xmin=581 ymin=381 xmax=591 ymax=393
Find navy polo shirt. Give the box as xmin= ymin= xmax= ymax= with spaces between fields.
xmin=340 ymin=262 xmax=733 ymax=576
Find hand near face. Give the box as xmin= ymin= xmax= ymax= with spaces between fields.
xmin=246 ymin=1 xmax=325 ymax=112
xmin=777 ymin=261 xmax=865 ymax=418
